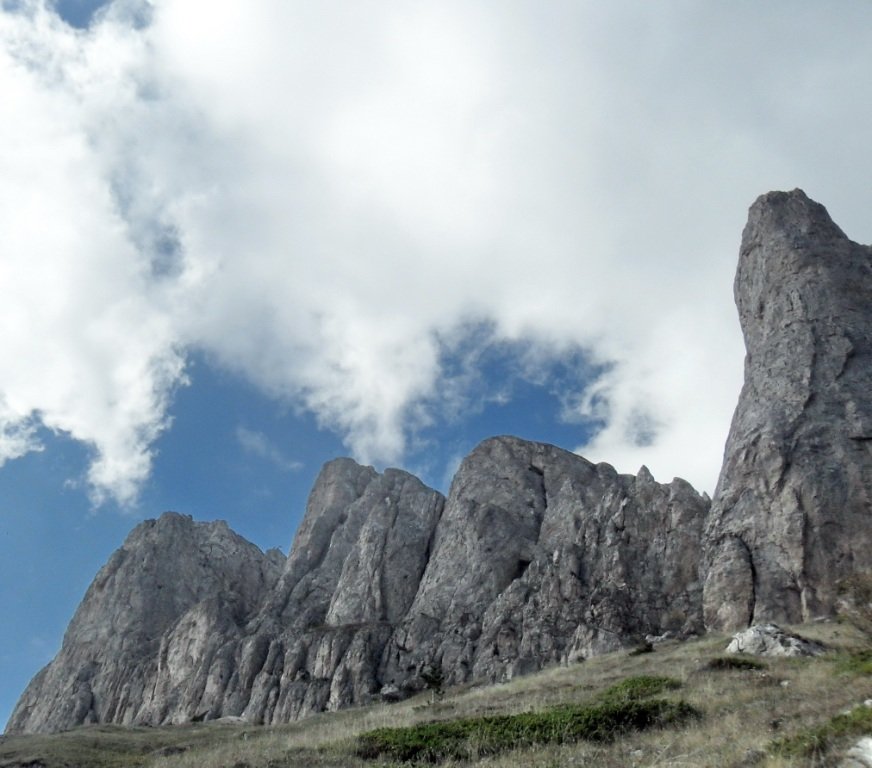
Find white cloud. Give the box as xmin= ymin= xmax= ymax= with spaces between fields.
xmin=0 ymin=3 xmax=186 ymax=505
xmin=2 ymin=0 xmax=872 ymax=503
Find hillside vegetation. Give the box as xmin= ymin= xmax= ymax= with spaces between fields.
xmin=2 ymin=622 xmax=870 ymax=768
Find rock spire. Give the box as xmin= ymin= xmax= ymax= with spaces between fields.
xmin=703 ymin=189 xmax=872 ymax=629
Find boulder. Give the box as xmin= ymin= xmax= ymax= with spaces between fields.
xmin=725 ymin=623 xmax=825 ymax=657
xmin=841 ymin=736 xmax=872 ymax=768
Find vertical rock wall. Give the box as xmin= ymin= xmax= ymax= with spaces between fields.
xmin=703 ymin=189 xmax=872 ymax=629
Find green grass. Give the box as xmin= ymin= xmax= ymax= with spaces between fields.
xmin=0 ymin=723 xmax=246 ymax=768
xmin=595 ymin=674 xmax=682 ymax=702
xmin=355 ymin=699 xmax=699 ymax=763
xmin=769 ymin=703 xmax=872 ymax=759
xmin=4 ymin=622 xmax=872 ymax=768
xmin=354 ymin=675 xmax=697 ymax=763
xmin=833 ymin=648 xmax=872 ymax=676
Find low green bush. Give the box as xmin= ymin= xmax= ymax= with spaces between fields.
xmin=597 ymin=675 xmax=683 ymax=702
xmin=355 ymin=675 xmax=697 ymax=763
xmin=704 ymin=656 xmax=767 ymax=672
xmin=628 ymin=641 xmax=654 ymax=656
xmin=834 ymin=648 xmax=872 ymax=676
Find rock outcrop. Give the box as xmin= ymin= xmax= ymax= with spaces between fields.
xmin=703 ymin=189 xmax=872 ymax=630
xmin=381 ymin=437 xmax=706 ymax=688
xmin=6 ymin=440 xmax=707 ymax=733
xmin=6 ymin=513 xmax=284 ymax=734
xmin=725 ymin=623 xmax=825 ymax=657
xmin=842 ymin=735 xmax=872 ymax=768
xmin=9 ymin=189 xmax=872 ymax=734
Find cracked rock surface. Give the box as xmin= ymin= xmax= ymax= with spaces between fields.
xmin=725 ymin=623 xmax=825 ymax=657
xmin=6 ymin=441 xmax=706 ymax=733
xmin=381 ymin=437 xmax=707 ymax=688
xmin=703 ymin=189 xmax=872 ymax=630
xmin=5 ymin=513 xmax=284 ymax=733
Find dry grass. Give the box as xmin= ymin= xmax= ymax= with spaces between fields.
xmin=3 ymin=621 xmax=870 ymax=768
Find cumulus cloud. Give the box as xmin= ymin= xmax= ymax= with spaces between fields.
xmin=0 ymin=3 xmax=186 ymax=504
xmin=2 ymin=0 xmax=872 ymax=503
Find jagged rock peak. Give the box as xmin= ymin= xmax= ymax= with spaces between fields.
xmin=381 ymin=435 xmax=709 ymax=688
xmin=6 ymin=512 xmax=284 ymax=734
xmin=704 ymin=189 xmax=872 ymax=630
xmin=14 ymin=189 xmax=872 ymax=733
xmin=260 ymin=457 xmax=445 ymax=628
xmin=7 ymin=438 xmax=711 ymax=734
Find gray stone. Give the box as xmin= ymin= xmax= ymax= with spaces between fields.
xmin=725 ymin=623 xmax=825 ymax=657
xmin=6 ymin=441 xmax=707 ymax=733
xmin=382 ymin=437 xmax=708 ymax=687
xmin=6 ymin=512 xmax=282 ymax=734
xmin=704 ymin=189 xmax=872 ymax=630
xmin=841 ymin=736 xmax=872 ymax=768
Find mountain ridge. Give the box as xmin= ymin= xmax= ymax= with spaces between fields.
xmin=8 ymin=189 xmax=872 ymax=735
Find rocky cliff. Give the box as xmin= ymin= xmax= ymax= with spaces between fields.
xmin=703 ymin=189 xmax=872 ymax=629
xmin=6 ymin=440 xmax=707 ymax=733
xmin=8 ymin=189 xmax=872 ymax=734
xmin=381 ymin=438 xmax=705 ymax=689
xmin=6 ymin=513 xmax=284 ymax=733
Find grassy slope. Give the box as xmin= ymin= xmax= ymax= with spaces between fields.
xmin=2 ymin=622 xmax=870 ymax=768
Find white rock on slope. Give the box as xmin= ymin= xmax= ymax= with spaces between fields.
xmin=725 ymin=623 xmax=825 ymax=657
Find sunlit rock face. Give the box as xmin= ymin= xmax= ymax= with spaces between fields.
xmin=6 ymin=440 xmax=707 ymax=733
xmin=10 ymin=189 xmax=872 ymax=733
xmin=704 ymin=189 xmax=872 ymax=630
xmin=5 ymin=512 xmax=284 ymax=734
xmin=381 ymin=436 xmax=707 ymax=689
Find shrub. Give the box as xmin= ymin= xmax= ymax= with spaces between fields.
xmin=704 ymin=656 xmax=767 ymax=672
xmin=628 ymin=641 xmax=654 ymax=656
xmin=837 ymin=573 xmax=872 ymax=640
xmin=355 ymin=675 xmax=697 ymax=762
xmin=421 ymin=665 xmax=445 ymax=703
xmin=834 ymin=648 xmax=872 ymax=676
xmin=597 ymin=675 xmax=683 ymax=703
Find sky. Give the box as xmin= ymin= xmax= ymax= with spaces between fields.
xmin=2 ymin=0 xmax=872 ymax=729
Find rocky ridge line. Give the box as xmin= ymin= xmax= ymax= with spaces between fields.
xmin=8 ymin=189 xmax=872 ymax=734
xmin=6 ymin=439 xmax=707 ymax=733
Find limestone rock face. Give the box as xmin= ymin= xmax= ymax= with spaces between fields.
xmin=243 ymin=460 xmax=445 ymax=724
xmin=6 ymin=513 xmax=283 ymax=734
xmin=6 ymin=461 xmax=446 ymax=733
xmin=704 ymin=189 xmax=872 ymax=630
xmin=382 ymin=437 xmax=707 ymax=688
xmin=6 ymin=440 xmax=707 ymax=734
xmin=12 ymin=189 xmax=872 ymax=734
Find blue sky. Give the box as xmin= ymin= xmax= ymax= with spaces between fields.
xmin=3 ymin=0 xmax=872 ymax=729
xmin=0 ymin=348 xmax=598 ymax=726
